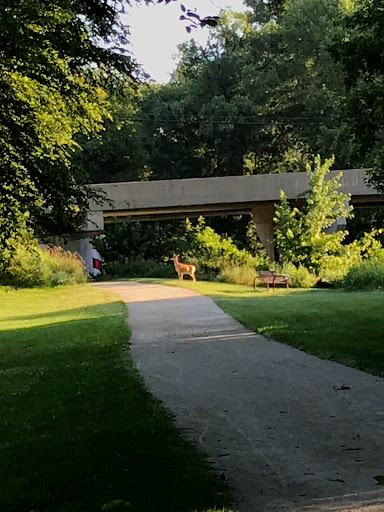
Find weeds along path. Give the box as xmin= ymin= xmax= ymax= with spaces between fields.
xmin=93 ymin=281 xmax=384 ymax=512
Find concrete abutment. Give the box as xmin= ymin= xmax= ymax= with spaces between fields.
xmin=251 ymin=203 xmax=276 ymax=261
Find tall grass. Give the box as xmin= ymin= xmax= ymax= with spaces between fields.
xmin=0 ymin=243 xmax=86 ymax=287
xmin=217 ymin=261 xmax=257 ymax=286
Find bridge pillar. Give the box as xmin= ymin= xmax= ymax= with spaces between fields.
xmin=252 ymin=203 xmax=276 ymax=261
xmin=83 ymin=210 xmax=104 ymax=232
xmin=325 ymin=200 xmax=349 ymax=233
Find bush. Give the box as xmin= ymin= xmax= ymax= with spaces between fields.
xmin=318 ymin=254 xmax=359 ymax=284
xmin=0 ymin=243 xmax=86 ymax=287
xmin=318 ymin=230 xmax=384 ymax=285
xmin=217 ymin=261 xmax=257 ymax=286
xmin=278 ymin=262 xmax=318 ymax=288
xmin=186 ymin=217 xmax=268 ymax=276
xmin=342 ymin=260 xmax=384 ymax=290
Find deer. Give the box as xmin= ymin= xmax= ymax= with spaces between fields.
xmin=170 ymin=254 xmax=197 ymax=283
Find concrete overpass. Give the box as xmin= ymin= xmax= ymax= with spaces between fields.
xmin=85 ymin=169 xmax=384 ymax=260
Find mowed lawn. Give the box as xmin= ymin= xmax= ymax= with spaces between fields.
xmin=159 ymin=279 xmax=384 ymax=378
xmin=0 ymin=285 xmax=230 ymax=512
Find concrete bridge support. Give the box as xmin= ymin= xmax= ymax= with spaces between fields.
xmin=252 ymin=203 xmax=276 ymax=261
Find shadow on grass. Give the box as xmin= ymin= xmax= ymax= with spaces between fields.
xmin=2 ymin=302 xmax=123 ymax=323
xmin=0 ymin=307 xmax=230 ymax=512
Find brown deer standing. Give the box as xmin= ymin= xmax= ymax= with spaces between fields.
xmin=170 ymin=254 xmax=197 ymax=283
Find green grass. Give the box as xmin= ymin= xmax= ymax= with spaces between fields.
xmin=0 ymin=284 xmax=230 ymax=512
xmin=156 ymin=279 xmax=384 ymax=378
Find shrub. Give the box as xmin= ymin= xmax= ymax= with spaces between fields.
xmin=342 ymin=261 xmax=384 ymax=290
xmin=274 ymin=262 xmax=318 ymax=288
xmin=318 ymin=254 xmax=360 ymax=284
xmin=0 ymin=242 xmax=86 ymax=287
xmin=186 ymin=217 xmax=268 ymax=276
xmin=318 ymin=229 xmax=384 ymax=284
xmin=217 ymin=261 xmax=257 ymax=286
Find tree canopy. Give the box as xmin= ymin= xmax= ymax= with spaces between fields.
xmin=80 ymin=0 xmax=356 ymax=185
xmin=332 ymin=0 xmax=384 ymax=191
xmin=0 ymin=0 xmax=137 ymax=252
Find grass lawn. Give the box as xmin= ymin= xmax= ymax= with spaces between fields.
xmin=157 ymin=279 xmax=384 ymax=378
xmin=0 ymin=284 xmax=230 ymax=512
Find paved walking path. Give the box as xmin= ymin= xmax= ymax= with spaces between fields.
xmin=93 ymin=281 xmax=384 ymax=512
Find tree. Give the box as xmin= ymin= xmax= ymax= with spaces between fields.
xmin=73 ymin=84 xmax=150 ymax=184
xmin=331 ymin=0 xmax=384 ymax=191
xmin=274 ymin=155 xmax=353 ymax=272
xmin=120 ymin=0 xmax=351 ymax=183
xmin=0 ymin=0 xmax=136 ymax=256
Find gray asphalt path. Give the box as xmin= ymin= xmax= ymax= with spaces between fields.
xmin=92 ymin=281 xmax=384 ymax=512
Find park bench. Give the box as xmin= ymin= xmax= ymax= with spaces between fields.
xmin=254 ymin=270 xmax=290 ymax=291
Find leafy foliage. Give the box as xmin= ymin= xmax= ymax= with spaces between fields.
xmin=74 ymin=85 xmax=150 ymax=184
xmin=274 ymin=155 xmax=384 ymax=283
xmin=331 ymin=0 xmax=384 ymax=191
xmin=83 ymin=0 xmax=354 ymax=187
xmin=101 ymin=257 xmax=176 ymax=279
xmin=318 ymin=229 xmax=384 ymax=282
xmin=0 ymin=241 xmax=86 ymax=287
xmin=185 ymin=216 xmax=267 ymax=276
xmin=96 ymin=219 xmax=191 ymax=263
xmin=274 ymin=155 xmax=353 ymax=272
xmin=342 ymin=260 xmax=384 ymax=291
xmin=276 ymin=262 xmax=318 ymax=288
xmin=0 ymin=0 xmax=136 ymax=250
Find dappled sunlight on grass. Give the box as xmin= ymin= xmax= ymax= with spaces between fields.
xmin=257 ymin=323 xmax=290 ymax=338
